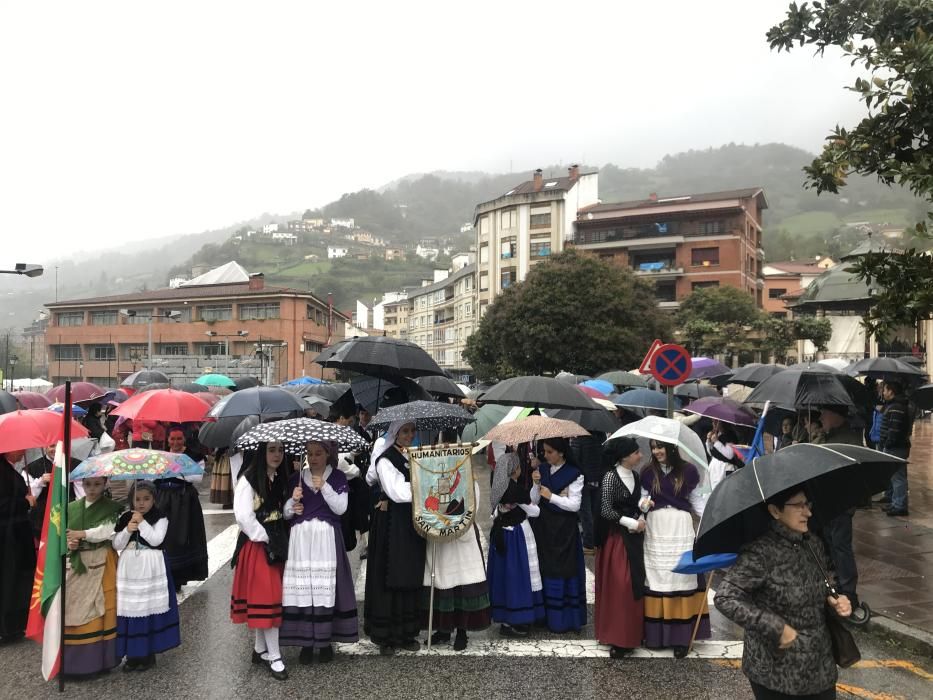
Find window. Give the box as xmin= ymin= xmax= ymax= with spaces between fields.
xmin=479 ymin=272 xmax=489 ymax=292
xmin=161 ymin=307 xmax=191 ymax=323
xmin=199 ymin=305 xmax=232 ymax=322
xmin=464 ymin=276 xmax=472 ymax=291
xmin=692 ymin=281 xmax=720 ymax=291
xmin=304 ymin=341 xmax=323 ymax=353
xmin=53 ymin=345 xmax=81 ymax=360
xmin=530 ymin=239 xmax=552 ymax=258
xmin=121 ymin=344 xmax=148 ymax=360
xmin=479 ymin=244 xmax=489 ymax=264
xmin=698 ymin=220 xmax=724 ymax=235
xmin=500 ymin=267 xmax=516 ymax=289
xmin=529 ymin=212 xmax=551 ymax=229
xmin=90 ymin=310 xmax=118 ymax=326
xmin=159 ymin=344 xmax=189 ymax=356
xmin=691 ymin=247 xmax=720 ymax=266
xmin=123 ymin=311 xmax=152 ymax=324
xmin=196 ymin=342 xmax=224 ymax=356
xmin=480 ymin=216 xmax=489 ymax=235
xmin=239 ymin=303 xmax=280 ymax=320
xmin=768 ymin=288 xmax=788 ymax=299
xmin=655 ymin=282 xmax=677 ymax=303
xmin=89 ymin=345 xmax=116 ymax=361
xmin=500 ymin=209 xmax=517 ymax=229
xmin=465 ymin=302 xmax=473 ymax=317
xmin=500 ymin=237 xmax=516 ymax=259
xmin=88 ymin=377 xmax=112 ymax=387
xmin=56 ymin=312 xmax=84 ymax=327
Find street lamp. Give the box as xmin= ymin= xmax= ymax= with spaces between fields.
xmin=8 ymin=354 xmax=16 ymax=390
xmin=119 ymin=309 xmax=182 ymax=371
xmin=0 ymin=263 xmax=43 ymax=277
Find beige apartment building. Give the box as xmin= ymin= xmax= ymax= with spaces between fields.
xmin=382 ymin=295 xmax=410 ymax=340
xmin=407 ymin=263 xmax=476 ymax=378
xmin=473 ymin=165 xmax=599 ymax=317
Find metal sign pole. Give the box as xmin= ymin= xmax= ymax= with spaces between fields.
xmin=426 ymin=540 xmax=438 ymax=650
xmin=666 ymin=385 xmax=674 ymax=418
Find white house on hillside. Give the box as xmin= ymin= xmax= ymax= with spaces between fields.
xmin=327 ymin=246 xmax=349 ymax=259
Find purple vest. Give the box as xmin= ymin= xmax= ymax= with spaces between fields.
xmin=288 ymin=468 xmax=348 ymax=528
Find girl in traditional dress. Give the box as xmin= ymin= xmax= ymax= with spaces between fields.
xmin=230 ymin=441 xmax=290 ymax=681
xmin=0 ymin=451 xmax=35 ymax=644
xmin=281 ymin=439 xmax=358 ymax=664
xmin=63 ymin=476 xmax=123 ymax=675
xmin=156 ymin=427 xmax=208 ymax=591
xmin=640 ymin=440 xmax=710 ymax=658
xmin=486 ymin=452 xmax=544 ymax=637
xmin=114 ymin=481 xmax=180 ymax=671
xmin=594 ymin=437 xmax=646 ymax=658
xmin=529 ymin=437 xmax=587 ymax=633
xmin=363 ymin=421 xmax=425 ymax=654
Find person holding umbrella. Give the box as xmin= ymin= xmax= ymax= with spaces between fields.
xmin=878 ymin=380 xmax=913 ymax=517
xmin=0 ymin=450 xmax=36 ymax=644
xmin=715 ymin=485 xmax=852 ymax=699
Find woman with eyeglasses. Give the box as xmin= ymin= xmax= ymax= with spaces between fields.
xmin=715 ymin=486 xmax=852 ymax=700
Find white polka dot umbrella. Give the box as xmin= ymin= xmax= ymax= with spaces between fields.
xmin=234 ymin=418 xmax=368 ymax=454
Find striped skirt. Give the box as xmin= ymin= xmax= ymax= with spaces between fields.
xmin=209 ymin=455 xmax=233 ymax=506
xmin=63 ymin=549 xmax=119 ymax=675
xmin=230 ymin=540 xmax=284 ymax=629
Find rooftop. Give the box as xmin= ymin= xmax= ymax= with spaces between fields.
xmin=409 ymin=263 xmax=476 ymax=298
xmin=581 ymin=187 xmax=768 ymax=215
xmin=764 ymin=261 xmax=827 ymax=276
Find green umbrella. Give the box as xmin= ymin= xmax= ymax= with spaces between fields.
xmin=597 ymin=370 xmax=647 ymax=388
xmin=195 ymin=373 xmax=236 ymax=389
xmin=460 ymin=404 xmax=532 ymax=442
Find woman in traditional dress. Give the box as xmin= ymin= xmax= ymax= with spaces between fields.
xmin=529 ymin=437 xmax=586 ymax=633
xmin=209 ymin=447 xmax=234 ymax=509
xmin=0 ymin=450 xmax=35 ymax=644
xmin=363 ymin=420 xmax=425 ymax=654
xmin=640 ymin=440 xmax=710 ymax=657
xmin=63 ymin=476 xmax=123 ymax=675
xmin=486 ymin=452 xmax=544 ymax=637
xmin=594 ymin=437 xmax=646 ymax=658
xmin=230 ymin=441 xmax=290 ymax=681
xmin=281 ymin=439 xmax=359 ymax=663
xmin=156 ymin=427 xmax=208 ymax=591
xmin=114 ymin=481 xmax=180 ymax=671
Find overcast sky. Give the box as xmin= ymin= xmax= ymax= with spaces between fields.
xmin=0 ymin=0 xmax=867 ymax=265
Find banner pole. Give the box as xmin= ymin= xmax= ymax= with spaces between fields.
xmin=426 ymin=540 xmax=437 ymax=650
xmin=687 ymin=570 xmax=714 ymax=655
xmin=59 ymin=380 xmax=72 ymax=692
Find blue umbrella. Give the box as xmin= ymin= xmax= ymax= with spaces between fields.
xmin=672 ymin=550 xmax=737 ymax=575
xmin=580 ymin=378 xmax=614 ymax=396
xmin=47 ymin=402 xmax=88 ymax=417
xmin=284 ymin=376 xmax=328 ymax=386
xmin=610 ymin=388 xmax=667 ymax=411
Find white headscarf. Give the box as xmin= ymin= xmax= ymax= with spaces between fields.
xmin=366 ymin=419 xmax=414 ymax=486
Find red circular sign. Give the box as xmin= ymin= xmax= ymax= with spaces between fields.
xmin=650 ymin=343 xmax=693 ymax=387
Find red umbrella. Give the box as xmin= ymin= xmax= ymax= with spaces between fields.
xmin=47 ymin=382 xmax=107 ymax=404
xmin=577 ymin=385 xmax=605 ymax=399
xmin=0 ymin=409 xmax=89 ymax=453
xmin=192 ymin=392 xmax=220 ymax=406
xmin=111 ymin=388 xmax=211 ymax=423
xmin=13 ymin=391 xmax=53 ymax=409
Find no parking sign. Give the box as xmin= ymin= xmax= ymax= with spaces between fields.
xmin=650 ymin=343 xmax=692 ymax=387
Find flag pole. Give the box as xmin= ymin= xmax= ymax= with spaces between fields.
xmin=59 ymin=381 xmax=72 ymax=692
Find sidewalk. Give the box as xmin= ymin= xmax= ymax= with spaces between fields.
xmin=853 ymin=419 xmax=933 ymax=642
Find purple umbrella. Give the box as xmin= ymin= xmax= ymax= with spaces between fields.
xmin=690 ymin=357 xmax=732 ymax=380
xmin=683 ymin=397 xmax=757 ymax=427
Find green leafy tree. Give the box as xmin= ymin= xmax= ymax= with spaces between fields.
xmin=463 ymin=250 xmax=671 ymax=379
xmin=758 ymin=316 xmax=797 ymax=360
xmin=768 ymin=0 xmax=933 ymax=339
xmin=676 ymin=286 xmax=762 ymax=327
xmin=793 ymin=315 xmax=834 ymax=352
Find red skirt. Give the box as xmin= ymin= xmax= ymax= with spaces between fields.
xmin=230 ymin=540 xmax=284 ymax=629
xmin=595 ymin=530 xmax=644 ymax=649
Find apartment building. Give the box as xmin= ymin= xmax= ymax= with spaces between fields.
xmin=473 ymin=165 xmax=599 ymax=316
xmin=571 ymin=188 xmax=767 ymax=309
xmin=761 ymin=259 xmax=833 ymax=317
xmin=407 ymin=263 xmax=476 ymax=377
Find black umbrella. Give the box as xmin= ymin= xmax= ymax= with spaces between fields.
xmin=744 ymin=370 xmax=855 ymax=411
xmin=369 ymin=400 xmax=476 ymax=432
xmin=351 ymin=376 xmax=433 ymax=414
xmin=785 ymin=362 xmax=840 ymax=373
xmin=208 ymin=387 xmax=308 ymax=419
xmin=900 ymin=355 xmax=924 ymax=365
xmin=282 ymin=382 xmax=353 ymax=403
xmin=912 ymin=383 xmax=933 ymax=411
xmin=479 ymin=376 xmax=603 ymax=410
xmin=235 ymin=418 xmax=368 ymax=453
xmin=544 ymin=407 xmax=621 ymax=433
xmin=313 ymin=336 xmax=445 ymax=379
xmin=416 ymin=375 xmax=466 ymax=399
xmin=235 ymin=376 xmax=262 ymax=391
xmin=198 ymin=414 xmax=261 ymax=450
xmin=0 ymin=390 xmax=18 ymax=415
xmin=595 ymin=371 xmax=647 ymax=389
xmin=729 ymin=364 xmax=786 ymax=387
xmin=674 ymin=383 xmax=720 ymax=402
xmin=694 ymin=443 xmax=905 ymax=557
xmin=847 ymin=357 xmax=925 ymax=382
xmin=135 ymin=382 xmax=172 ymax=393
xmin=708 ymin=371 xmax=735 ymax=388
xmin=173 ymin=382 xmax=206 ymax=393
xmin=120 ymin=370 xmax=171 ymax=390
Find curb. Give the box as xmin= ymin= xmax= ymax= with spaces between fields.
xmin=861 ymin=614 xmax=933 ymax=657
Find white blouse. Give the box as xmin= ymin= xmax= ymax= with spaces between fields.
xmin=113 ymin=517 xmax=168 ymax=551
xmin=284 ymin=466 xmax=348 ymax=518
xmin=530 ymin=462 xmax=583 ymax=512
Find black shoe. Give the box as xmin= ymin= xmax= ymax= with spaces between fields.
xmin=252 ymin=650 xmax=265 ymax=665
xmin=122 ymin=658 xmax=140 ymax=672
xmin=430 ymin=630 xmax=451 ymax=645
xmin=0 ymin=632 xmax=25 ymax=645
xmin=609 ymin=646 xmax=633 ymax=659
xmin=673 ymin=646 xmax=689 ymax=659
xmin=399 ymin=639 xmax=421 ymax=652
xmin=136 ymin=655 xmax=156 ymax=672
xmin=319 ymin=645 xmax=334 ymax=663
xmin=379 ymin=644 xmax=395 ymax=656
xmin=299 ymin=647 xmax=314 ymax=665
xmin=886 ymin=509 xmax=909 ymax=517
xmin=500 ymin=624 xmax=529 ymax=638
xmin=453 ymin=630 xmax=468 ymax=652
xmin=266 ymin=657 xmax=288 ymax=681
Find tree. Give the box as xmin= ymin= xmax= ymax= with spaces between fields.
xmin=768 ymin=0 xmax=933 ymax=339
xmin=676 ymin=286 xmax=761 ymax=327
xmin=463 ymin=250 xmax=671 ymax=379
xmin=758 ymin=316 xmax=797 ymax=360
xmin=793 ymin=315 xmax=834 ymax=352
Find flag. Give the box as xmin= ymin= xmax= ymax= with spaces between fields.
xmin=747 ymin=400 xmax=771 ymax=461
xmin=25 ymin=442 xmax=67 ymax=681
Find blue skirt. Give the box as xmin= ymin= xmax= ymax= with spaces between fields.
xmin=116 ymin=563 xmax=181 ymax=659
xmin=487 ymin=526 xmax=544 ymax=626
xmin=541 ymin=545 xmax=587 ymax=633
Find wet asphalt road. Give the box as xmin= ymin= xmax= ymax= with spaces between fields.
xmin=2 ymin=465 xmax=932 ymax=699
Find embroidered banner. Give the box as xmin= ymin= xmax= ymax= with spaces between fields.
xmin=409 ymin=444 xmax=476 ymax=541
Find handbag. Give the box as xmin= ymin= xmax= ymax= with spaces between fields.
xmin=805 ymin=540 xmax=861 ymax=668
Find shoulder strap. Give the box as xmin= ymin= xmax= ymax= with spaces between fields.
xmin=805 ymin=538 xmax=837 ymax=597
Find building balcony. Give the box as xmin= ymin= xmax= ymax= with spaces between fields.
xmin=657 ymin=300 xmax=681 ymax=310
xmin=757 ymin=247 xmax=765 ymax=261
xmin=634 ymin=264 xmax=684 ymax=278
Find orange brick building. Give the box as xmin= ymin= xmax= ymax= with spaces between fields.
xmin=572 ymin=188 xmax=767 ymax=309
xmin=44 ymin=270 xmax=347 ymax=386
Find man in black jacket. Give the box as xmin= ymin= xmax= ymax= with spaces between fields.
xmin=570 ymin=431 xmax=606 ymax=555
xmin=879 ymin=380 xmax=912 ymax=517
